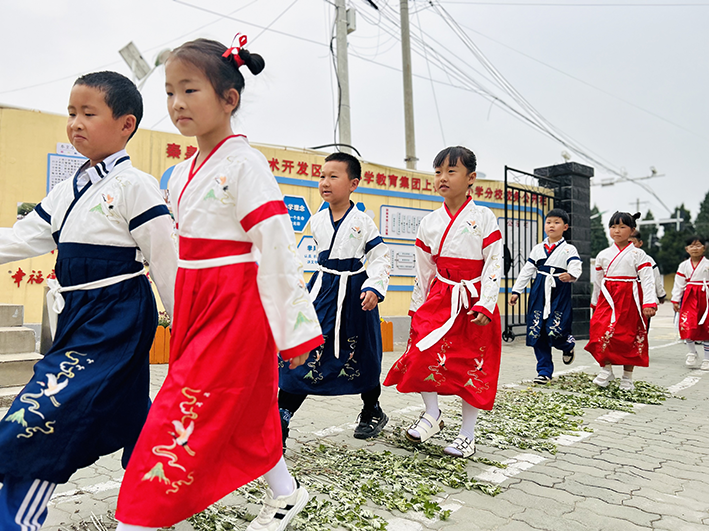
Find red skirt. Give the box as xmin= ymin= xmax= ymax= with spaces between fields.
xmin=384 ymin=263 xmax=502 ymax=410
xmin=116 ymin=263 xmax=282 ymax=527
xmin=585 ymin=281 xmax=649 ymax=367
xmin=678 ymin=284 xmax=709 ymax=341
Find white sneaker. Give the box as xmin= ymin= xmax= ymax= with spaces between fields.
xmin=701 ymin=359 xmax=709 ymax=371
xmin=593 ymin=368 xmax=615 ymax=387
xmin=619 ymin=377 xmax=635 ymax=391
xmin=247 ymin=480 xmax=309 ymax=531
xmin=686 ymin=353 xmax=698 ymax=367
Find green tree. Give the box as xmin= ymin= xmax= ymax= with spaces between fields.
xmin=695 ymin=190 xmax=709 ymax=239
xmin=656 ymin=204 xmax=695 ymax=274
xmin=590 ymin=205 xmax=608 ymax=257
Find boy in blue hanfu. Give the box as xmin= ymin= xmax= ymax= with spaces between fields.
xmin=509 ymin=208 xmax=582 ymax=384
xmin=0 ymin=71 xmax=177 ymax=530
xmin=278 ymin=152 xmax=391 ymax=448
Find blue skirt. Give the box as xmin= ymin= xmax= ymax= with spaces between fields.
xmin=526 ymin=278 xmax=574 ymax=351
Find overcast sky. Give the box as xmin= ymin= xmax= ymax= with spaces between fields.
xmin=1 ymin=0 xmax=707 ymax=225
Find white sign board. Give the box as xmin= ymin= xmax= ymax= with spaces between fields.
xmin=47 ymin=153 xmax=87 ymax=193
xmin=387 ymin=242 xmax=417 ymax=277
xmin=380 ymin=205 xmax=431 ymax=241
xmin=296 ymin=236 xmax=318 ymax=273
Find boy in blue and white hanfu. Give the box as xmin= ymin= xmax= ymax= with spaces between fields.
xmin=0 ymin=72 xmax=177 ymax=530
xmin=509 ymin=209 xmax=582 ymax=384
xmin=278 ymin=152 xmax=391 ymax=447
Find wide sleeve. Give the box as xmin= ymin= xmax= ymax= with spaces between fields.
xmin=0 ymin=196 xmax=57 ymax=265
xmin=670 ymin=261 xmax=688 ymax=305
xmin=410 ymin=226 xmax=437 ymax=315
xmin=567 ymin=246 xmax=583 ymax=280
xmin=235 ymin=154 xmax=323 ymax=359
xmin=361 ymin=216 xmax=391 ymax=301
xmin=471 ymin=211 xmax=503 ymax=320
xmin=653 ymin=263 xmax=666 ymax=300
xmin=636 ymin=251 xmax=657 ymax=308
xmin=511 ymin=256 xmax=537 ymax=294
xmin=123 ymin=173 xmax=178 ymax=318
xmin=590 ymin=257 xmax=604 ymax=308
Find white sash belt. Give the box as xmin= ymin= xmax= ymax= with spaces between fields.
xmin=309 ymin=264 xmax=366 ymax=359
xmin=47 ymin=269 xmax=146 ymax=339
xmin=416 ymin=272 xmax=482 ymax=352
xmin=602 ymin=277 xmax=645 ymax=330
xmin=177 ymin=253 xmax=256 ymax=270
xmin=538 ymin=269 xmax=564 ymax=320
xmin=687 ymin=280 xmax=709 ymax=326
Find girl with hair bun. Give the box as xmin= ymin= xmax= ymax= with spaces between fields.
xmin=115 ymin=36 xmax=322 ymax=531
xmin=585 ymin=212 xmax=658 ymax=391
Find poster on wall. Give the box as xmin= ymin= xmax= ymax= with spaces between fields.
xmin=380 ymin=205 xmax=431 ymax=241
xmin=386 ymin=242 xmax=417 ymax=277
xmin=47 ymin=153 xmax=87 ymax=193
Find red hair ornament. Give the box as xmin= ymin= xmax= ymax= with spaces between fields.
xmin=222 ymin=33 xmax=248 ymax=68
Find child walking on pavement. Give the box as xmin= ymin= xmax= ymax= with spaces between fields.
xmin=115 ymin=37 xmax=323 ymax=531
xmin=278 ymin=152 xmax=391 ymax=448
xmin=509 ymin=208 xmax=582 ymax=384
xmin=0 ymin=72 xmax=177 ymax=530
xmin=384 ymin=146 xmax=503 ymax=458
xmin=585 ymin=212 xmax=657 ymax=391
xmin=670 ymin=235 xmax=709 ymax=369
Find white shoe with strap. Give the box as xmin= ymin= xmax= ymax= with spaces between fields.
xmin=246 ymin=479 xmax=309 ymax=531
xmin=406 ymin=411 xmax=444 ymax=443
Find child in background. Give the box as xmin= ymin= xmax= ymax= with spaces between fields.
xmin=0 ymin=72 xmax=177 ymax=530
xmin=509 ymin=208 xmax=582 ymax=384
xmin=278 ymin=152 xmax=391 ymax=448
xmin=670 ymin=235 xmax=709 ymax=369
xmin=629 ymin=229 xmax=666 ymax=305
xmin=384 ymin=146 xmax=503 ymax=458
xmin=585 ymin=212 xmax=657 ymax=391
xmin=115 ymin=37 xmax=322 ymax=531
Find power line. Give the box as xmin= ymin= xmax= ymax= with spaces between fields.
xmin=436 ymin=2 xmax=709 ymax=6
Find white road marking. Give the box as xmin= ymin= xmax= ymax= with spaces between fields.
xmin=387 ymin=518 xmax=424 ymax=530
xmin=649 ymin=339 xmax=683 ymax=350
xmin=552 ymin=365 xmax=590 ymax=377
xmin=597 ymin=411 xmax=631 ymax=423
xmin=668 ymin=376 xmax=703 ymax=394
xmin=555 ymin=431 xmax=593 ymax=446
xmin=49 ymin=480 xmax=122 ymax=506
xmin=475 ymin=453 xmax=546 ymax=484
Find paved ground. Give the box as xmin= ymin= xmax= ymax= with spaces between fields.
xmin=3 ymin=303 xmax=708 ymax=530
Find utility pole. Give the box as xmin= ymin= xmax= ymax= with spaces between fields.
xmin=400 ymin=0 xmax=417 ymax=169
xmin=335 ymin=0 xmax=352 ymax=153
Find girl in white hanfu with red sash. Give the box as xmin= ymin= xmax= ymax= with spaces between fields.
xmin=586 ymin=212 xmax=657 ymax=392
xmin=115 ymin=37 xmax=323 ymax=531
xmin=670 ymin=235 xmax=709 ymax=370
xmin=384 ymin=146 xmax=503 ymax=459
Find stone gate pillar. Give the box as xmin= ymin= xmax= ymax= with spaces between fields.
xmin=534 ymin=162 xmax=593 ymax=340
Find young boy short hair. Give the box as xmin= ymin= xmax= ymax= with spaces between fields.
xmin=278 ymin=151 xmax=391 ymax=448
xmin=0 ymin=71 xmax=177 ymax=530
xmin=509 ymin=208 xmax=582 ymax=384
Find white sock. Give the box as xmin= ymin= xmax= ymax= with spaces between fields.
xmin=704 ymin=342 xmax=709 ymax=360
xmin=116 ymin=524 xmax=158 ymax=531
xmin=603 ymin=364 xmax=614 ymax=375
xmin=687 ymin=340 xmax=697 ymax=354
xmin=460 ymin=402 xmax=479 ymax=440
xmin=408 ymin=392 xmax=439 ymax=438
xmin=262 ymin=456 xmax=295 ymax=498
xmin=623 ymin=370 xmax=633 ymax=380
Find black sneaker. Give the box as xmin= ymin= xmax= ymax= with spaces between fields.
xmin=562 ymin=348 xmax=575 ymax=365
xmin=280 ymin=408 xmax=291 ymax=454
xmin=353 ymin=404 xmax=389 ymax=439
xmin=533 ymin=374 xmax=552 ymax=385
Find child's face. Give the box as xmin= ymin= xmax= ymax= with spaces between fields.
xmin=609 ymin=222 xmax=633 ymax=245
xmin=686 ymin=240 xmax=706 ymax=258
xmin=165 ymin=59 xmax=237 ymax=140
xmin=434 ymin=157 xmax=475 ymax=201
xmin=66 ymin=84 xmax=133 ymax=165
xmin=544 ymin=216 xmax=568 ymax=241
xmin=319 ymin=160 xmax=358 ymax=206
xmin=629 ymin=236 xmax=643 ymax=248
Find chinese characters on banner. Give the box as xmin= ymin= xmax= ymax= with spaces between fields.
xmin=9 ymin=268 xmax=55 ymax=288
xmin=380 ymin=206 xmax=431 ymax=241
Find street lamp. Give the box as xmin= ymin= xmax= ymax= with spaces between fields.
xmin=119 ymin=42 xmax=171 ymax=91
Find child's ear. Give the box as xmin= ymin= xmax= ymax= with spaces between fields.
xmin=468 ymin=171 xmax=477 ymax=187
xmin=121 ymin=115 xmax=137 ymax=138
xmin=350 ymin=178 xmax=360 ymax=193
xmin=224 ymin=89 xmax=240 ymax=114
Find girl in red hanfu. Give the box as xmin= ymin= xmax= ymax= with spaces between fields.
xmin=115 ymin=37 xmax=323 ymax=531
xmin=586 ymin=212 xmax=657 ymax=392
xmin=384 ymin=146 xmax=503 ymax=459
xmin=671 ymin=235 xmax=709 ymax=370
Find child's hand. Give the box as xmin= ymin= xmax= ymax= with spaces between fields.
xmin=643 ymin=307 xmax=657 ymax=318
xmin=509 ymin=293 xmax=519 ymax=306
xmin=361 ymin=290 xmax=378 ymax=311
xmin=467 ymin=310 xmax=491 ymax=326
xmin=288 ymin=352 xmax=309 ymax=369
xmin=673 ymin=302 xmax=681 ymax=313
xmin=558 ymin=273 xmax=575 ymax=282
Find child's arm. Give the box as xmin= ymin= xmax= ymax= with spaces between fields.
xmin=590 ymin=260 xmax=603 ymax=309
xmin=469 ymin=212 xmax=503 ymax=324
xmin=361 ymin=217 xmax=391 ymax=311
xmin=653 ymin=263 xmax=667 ymax=303
xmin=410 ymin=229 xmax=436 ymax=315
xmin=637 ymin=251 xmax=658 ymax=315
xmin=509 ymin=257 xmax=537 ymax=305
xmin=0 ymin=198 xmax=57 ymax=265
xmin=562 ymin=250 xmax=583 ymax=282
xmin=236 ymin=157 xmax=323 ymax=362
xmin=124 ymin=174 xmax=178 ymax=318
xmin=670 ymin=262 xmax=687 ymax=312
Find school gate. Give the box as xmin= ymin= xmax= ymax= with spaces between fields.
xmin=502 ymin=162 xmax=593 ymax=342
